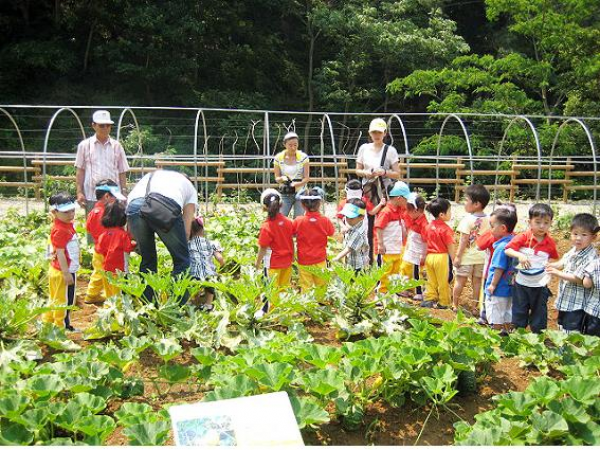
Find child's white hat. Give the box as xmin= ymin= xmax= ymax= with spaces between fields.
xmin=261 ymin=188 xmax=281 ymax=204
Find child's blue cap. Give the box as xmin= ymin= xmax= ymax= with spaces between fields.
xmin=340 ymin=203 xmax=365 ymax=219
xmin=389 ymin=181 xmax=410 ymax=198
xmin=96 ymin=185 xmax=126 ymax=201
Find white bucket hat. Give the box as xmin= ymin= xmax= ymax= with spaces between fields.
xmin=92 ymin=110 xmax=114 ymax=125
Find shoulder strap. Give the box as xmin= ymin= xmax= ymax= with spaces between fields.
xmin=378 ymin=144 xmax=390 ymax=199
xmin=145 ymin=172 xmax=155 ymax=196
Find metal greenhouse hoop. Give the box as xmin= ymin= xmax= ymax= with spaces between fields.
xmin=435 ymin=114 xmax=473 ymax=194
xmin=0 ymin=108 xmax=30 ymax=213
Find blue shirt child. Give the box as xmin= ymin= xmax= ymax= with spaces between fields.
xmin=485 ymin=234 xmax=516 ymax=297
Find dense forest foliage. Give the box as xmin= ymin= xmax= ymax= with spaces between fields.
xmin=1 ymin=0 xmax=599 ymax=117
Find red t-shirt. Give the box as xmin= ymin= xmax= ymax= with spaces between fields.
xmin=373 ymin=203 xmax=403 ymax=251
xmin=504 ymin=229 xmax=559 ymax=259
xmin=97 ymin=227 xmax=136 ymax=273
xmin=423 ymin=219 xmax=455 ymax=254
xmin=86 ymin=201 xmax=107 ymax=246
xmin=293 ymin=212 xmax=335 ymax=265
xmin=258 ymin=213 xmax=294 ymax=269
xmin=50 ymin=219 xmax=76 ymax=271
xmin=409 ymin=214 xmax=428 ymax=236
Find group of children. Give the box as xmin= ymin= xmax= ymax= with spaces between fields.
xmin=43 ymin=179 xmax=224 ymax=329
xmin=43 ymin=177 xmax=600 ymax=338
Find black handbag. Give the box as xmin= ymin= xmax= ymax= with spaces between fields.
xmin=139 ymin=172 xmax=182 ymax=232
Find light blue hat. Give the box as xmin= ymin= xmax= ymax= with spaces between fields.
xmin=389 ymin=181 xmax=410 ymax=198
xmin=340 ymin=203 xmax=366 ymax=219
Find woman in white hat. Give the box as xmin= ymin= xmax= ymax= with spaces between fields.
xmin=273 ymin=131 xmax=310 ymax=218
xmin=355 ymin=117 xmax=401 ymax=264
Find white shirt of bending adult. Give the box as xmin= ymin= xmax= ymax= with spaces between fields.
xmin=74 ymin=135 xmax=130 ymax=201
xmin=356 ymin=143 xmax=399 ymax=187
xmin=128 ymin=170 xmax=198 ymax=209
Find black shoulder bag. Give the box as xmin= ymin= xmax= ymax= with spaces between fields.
xmin=139 ymin=172 xmax=182 ymax=232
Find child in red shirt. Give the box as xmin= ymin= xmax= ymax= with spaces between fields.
xmin=44 ymin=193 xmax=80 ymax=331
xmin=505 ymin=203 xmax=559 ymax=333
xmin=255 ymin=189 xmax=294 ymax=289
xmin=374 ymin=181 xmax=411 ymax=293
xmin=400 ymin=193 xmax=428 ymax=300
xmin=97 ymin=201 xmax=136 ymax=299
xmin=293 ymin=187 xmax=335 ymax=293
xmin=421 ymin=197 xmax=455 ymax=309
xmin=84 ymin=179 xmax=126 ymax=304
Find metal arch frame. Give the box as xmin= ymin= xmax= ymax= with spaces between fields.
xmin=0 ymin=108 xmax=30 ymax=213
xmin=192 ymin=109 xmax=209 ymax=212
xmin=42 ymin=108 xmax=87 ymax=211
xmin=322 ymin=114 xmax=339 ymax=200
xmin=116 ymin=108 xmax=143 ymax=177
xmin=387 ymin=114 xmax=411 ymax=180
xmin=435 ymin=114 xmax=473 ymax=195
xmin=495 ymin=115 xmax=543 ymax=201
xmin=547 ymin=118 xmax=597 ymax=214
xmin=263 ymin=112 xmax=270 ymax=189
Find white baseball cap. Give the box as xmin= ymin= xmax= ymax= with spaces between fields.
xmin=283 ymin=131 xmax=299 ymax=142
xmin=369 ymin=118 xmax=387 ymax=133
xmin=92 ymin=110 xmax=114 ymax=125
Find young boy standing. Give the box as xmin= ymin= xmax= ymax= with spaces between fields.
xmin=505 ymin=203 xmax=559 ymax=333
xmin=453 ymin=184 xmax=490 ymax=311
xmin=374 ymin=181 xmax=411 ymax=293
xmin=421 ymin=197 xmax=455 ymax=309
xmin=84 ymin=179 xmax=126 ymax=304
xmin=484 ymin=206 xmax=518 ymax=335
xmin=400 ymin=193 xmax=428 ymax=300
xmin=332 ymin=199 xmax=369 ymax=272
xmin=583 ymin=253 xmax=600 ymax=337
xmin=546 ymin=213 xmax=599 ymax=334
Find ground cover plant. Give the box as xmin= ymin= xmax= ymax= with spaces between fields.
xmin=0 ymin=207 xmax=599 ymax=445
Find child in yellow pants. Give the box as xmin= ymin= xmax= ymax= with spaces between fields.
xmin=375 ymin=182 xmax=411 ymax=293
xmin=44 ymin=193 xmax=80 ymax=331
xmin=421 ymin=197 xmax=455 ymax=309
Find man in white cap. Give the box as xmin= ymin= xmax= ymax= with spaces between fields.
xmin=75 ymin=110 xmax=130 ymax=219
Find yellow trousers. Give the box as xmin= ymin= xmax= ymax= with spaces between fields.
xmin=298 ymin=261 xmax=327 ymax=293
xmin=424 ymin=253 xmax=452 ymax=306
xmin=379 ymin=254 xmax=403 ymax=293
xmin=43 ymin=266 xmax=75 ymax=327
xmin=103 ymin=274 xmax=121 ymax=299
xmin=85 ymin=251 xmax=106 ymax=301
xmin=268 ymin=266 xmax=292 ymax=289
xmin=400 ymin=259 xmax=423 ymax=294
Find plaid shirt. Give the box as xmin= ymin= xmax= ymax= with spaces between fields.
xmin=555 ymin=246 xmax=597 ymax=312
xmin=189 ymin=236 xmax=222 ymax=280
xmin=584 ymin=257 xmax=600 ymax=318
xmin=344 ymin=221 xmax=369 ymax=270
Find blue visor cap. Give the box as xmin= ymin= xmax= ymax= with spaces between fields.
xmin=389 ymin=181 xmax=411 ymax=198
xmin=340 ymin=203 xmax=366 ymax=219
xmin=96 ymin=185 xmax=126 ymax=201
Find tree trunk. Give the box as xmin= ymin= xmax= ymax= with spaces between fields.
xmin=303 ymin=19 xmax=319 ymax=151
xmin=83 ymin=22 xmax=95 ymax=73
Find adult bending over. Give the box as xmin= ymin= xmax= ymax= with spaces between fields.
xmin=355 ymin=118 xmax=401 ymax=264
xmin=126 ymin=169 xmax=197 ymax=302
xmin=273 ymin=131 xmax=310 ymax=218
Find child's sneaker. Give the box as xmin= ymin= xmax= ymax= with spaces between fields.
xmin=65 ymin=325 xmax=80 ymax=332
xmin=413 ymin=294 xmax=423 ymax=301
xmin=199 ymin=304 xmax=214 ymax=313
xmin=420 ymin=300 xmax=436 ymax=308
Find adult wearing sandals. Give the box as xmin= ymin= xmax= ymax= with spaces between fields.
xmin=355 ymin=118 xmax=401 ymax=264
xmin=273 ymin=131 xmax=310 ymax=218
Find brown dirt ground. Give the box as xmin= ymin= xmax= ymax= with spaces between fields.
xmin=62 ymin=235 xmax=571 ymax=446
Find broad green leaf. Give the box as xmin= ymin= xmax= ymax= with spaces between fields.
xmin=0 ymin=393 xmax=29 ymax=417
xmin=204 ymin=376 xmax=259 ymax=401
xmin=562 ymin=377 xmax=600 ymax=404
xmin=190 ymin=347 xmax=219 ymax=366
xmin=115 ymin=402 xmax=154 ymax=426
xmin=56 ymin=402 xmax=87 ymax=431
xmin=300 ymin=368 xmax=346 ymax=398
xmin=525 ymin=377 xmax=560 ymax=404
xmin=245 ymin=362 xmax=294 ymax=391
xmin=531 ymin=410 xmax=569 ymax=438
xmin=73 ymin=414 xmax=116 ymax=439
xmin=289 ymin=396 xmax=330 ymax=429
xmin=299 ymin=344 xmax=342 ymax=369
xmin=570 ymin=420 xmax=600 ymax=445
xmin=159 ymin=364 xmax=191 ymax=384
xmin=494 ymin=392 xmax=537 ymax=416
xmin=123 ymin=419 xmax=170 ymax=446
xmin=26 ymin=374 xmax=65 ymax=397
xmin=152 ymin=338 xmax=183 ymax=362
xmin=0 ymin=421 xmax=34 ymax=445
xmin=72 ymin=393 xmax=107 ymax=414
xmin=548 ymin=398 xmax=590 ymax=424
